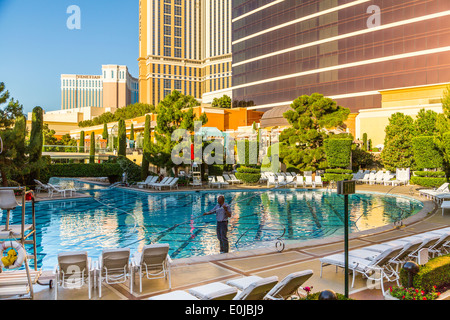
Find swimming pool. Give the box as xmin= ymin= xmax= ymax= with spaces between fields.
xmin=0 ymin=183 xmax=423 ymax=270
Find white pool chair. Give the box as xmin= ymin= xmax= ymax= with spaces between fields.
xmin=137 ymin=176 xmax=158 ymax=189
xmin=54 ymin=251 xmax=93 ymax=300
xmin=314 ymin=176 xmax=323 ymax=188
xmin=320 ymin=245 xmax=403 ymax=295
xmin=230 ymin=174 xmax=243 ymax=184
xmin=48 ymin=184 xmax=71 ymax=198
xmin=295 ymin=175 xmax=304 ymax=187
xmin=34 ymin=179 xmax=50 ymax=193
xmin=97 ymin=248 xmax=132 ymax=298
xmin=133 ymin=244 xmax=172 ymax=293
xmin=157 ymin=178 xmax=179 ymax=190
xmin=151 ymin=177 xmax=174 ymax=190
xmin=188 ymin=282 xmax=238 ymax=300
xmin=216 ymin=176 xmax=229 ymax=187
xmin=267 ymin=175 xmax=278 ymax=188
xmin=149 ymin=177 xmax=170 ymax=189
xmin=304 ymin=176 xmax=313 ymax=187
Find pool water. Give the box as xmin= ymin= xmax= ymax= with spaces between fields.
xmin=0 ymin=183 xmax=423 ymax=270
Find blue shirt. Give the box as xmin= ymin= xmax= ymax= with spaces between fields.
xmin=212 ymin=203 xmax=231 ymax=222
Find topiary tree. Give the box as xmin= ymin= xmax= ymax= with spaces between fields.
xmin=362 ymin=133 xmax=368 ymax=151
xmin=412 ymin=136 xmax=443 ymax=170
xmin=141 ymin=115 xmax=151 ymax=180
xmin=102 ymin=123 xmax=108 ymax=144
xmin=324 ymin=138 xmax=353 ymax=168
xmin=89 ymin=132 xmax=96 ymax=163
xmin=280 ymin=93 xmax=350 ymax=172
xmin=79 ymin=131 xmax=85 ymax=153
xmin=29 ymin=106 xmax=44 ymax=181
xmin=117 ymin=119 xmax=127 ymax=157
xmin=381 ymin=113 xmax=416 ymax=171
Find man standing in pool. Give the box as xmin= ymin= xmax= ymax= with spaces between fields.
xmin=204 ymin=195 xmax=232 ymax=254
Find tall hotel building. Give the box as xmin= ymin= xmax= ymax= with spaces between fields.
xmin=61 ymin=65 xmax=139 ymax=111
xmin=138 ymin=0 xmax=232 ymax=106
xmin=232 ymin=0 xmax=450 ymax=118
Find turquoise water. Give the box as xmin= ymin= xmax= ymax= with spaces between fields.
xmin=0 ymin=182 xmax=423 ymax=270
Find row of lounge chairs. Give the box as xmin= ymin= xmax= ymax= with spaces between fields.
xmin=419 ymin=183 xmax=450 ymax=204
xmin=136 ymin=176 xmax=179 ymax=190
xmin=150 ymin=270 xmax=313 ymax=300
xmin=266 ymin=173 xmax=323 ymax=188
xmin=54 ymin=244 xmax=171 ymax=300
xmin=353 ymin=169 xmax=410 ymax=186
xmin=319 ymin=227 xmax=450 ymax=295
xmin=34 ymin=180 xmax=76 ymax=198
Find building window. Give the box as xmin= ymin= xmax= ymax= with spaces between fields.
xmin=175 ymin=27 xmax=182 ymax=37
xmin=174 ymin=37 xmax=182 ymax=48
xmin=164 ymin=36 xmax=171 ymax=46
xmin=164 ymin=47 xmax=171 ymax=56
xmin=164 ymin=4 xmax=171 ymax=14
xmin=174 ymin=6 xmax=182 ymax=16
xmin=164 ymin=26 xmax=171 ymax=36
xmin=174 ymin=80 xmax=182 ymax=90
xmin=174 ymin=16 xmax=181 ymax=26
xmin=164 ymin=15 xmax=171 ymax=25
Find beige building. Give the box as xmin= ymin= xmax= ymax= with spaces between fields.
xmin=356 ymin=83 xmax=449 ymax=147
xmin=61 ymin=65 xmax=139 ymax=111
xmin=138 ymin=0 xmax=232 ymax=106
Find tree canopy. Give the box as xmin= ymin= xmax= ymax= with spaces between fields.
xmin=78 ymin=103 xmax=155 ymax=127
xmin=279 ymin=93 xmax=350 ymax=172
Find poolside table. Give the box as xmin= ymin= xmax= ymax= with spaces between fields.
xmin=441 ymin=201 xmax=450 ymax=216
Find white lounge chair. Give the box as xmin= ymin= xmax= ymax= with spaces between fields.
xmin=189 ymin=177 xmax=203 ymax=188
xmin=137 ymin=176 xmax=158 ymax=189
xmin=133 ymin=244 xmax=172 ymax=292
xmin=285 ymin=175 xmax=295 ymax=187
xmin=224 ymin=174 xmax=242 ymax=185
xmin=149 ymin=177 xmax=170 ymax=189
xmin=278 ymin=175 xmax=286 ymax=186
xmin=314 ymin=176 xmax=323 ymax=188
xmin=267 ymin=175 xmax=278 ymax=188
xmin=157 ymin=178 xmax=179 ymax=190
xmin=151 ymin=177 xmax=174 ymax=190
xmin=296 ymin=175 xmax=304 ymax=187
xmin=230 ymin=174 xmax=242 ymax=184
xmin=216 ymin=176 xmax=229 ymax=187
xmin=48 ymin=184 xmax=74 ymax=198
xmin=54 ymin=251 xmax=93 ymax=300
xmin=304 ymin=176 xmax=313 ymax=187
xmin=188 ymin=282 xmax=238 ymax=300
xmin=226 ymin=270 xmax=314 ymax=300
xmin=320 ymin=245 xmax=403 ymax=295
xmin=34 ymin=179 xmax=50 ymax=193
xmin=358 ymin=173 xmax=370 ymax=184
xmin=97 ymin=248 xmax=132 ymax=298
xmin=188 ymin=276 xmax=279 ymax=300
xmin=419 ymin=183 xmax=450 ymax=199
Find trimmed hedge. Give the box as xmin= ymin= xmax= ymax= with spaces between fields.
xmin=323 ymin=173 xmax=354 ymax=182
xmin=400 ymin=254 xmax=450 ymax=292
xmin=41 ymin=157 xmax=142 ymax=184
xmin=412 ymin=136 xmax=443 ymax=170
xmin=325 ymin=169 xmax=353 ymax=174
xmin=414 ymin=171 xmax=446 ymax=178
xmin=235 ymin=166 xmax=261 ymax=184
xmin=324 ymin=138 xmax=352 ymax=168
xmin=410 ymin=176 xmax=447 ymax=188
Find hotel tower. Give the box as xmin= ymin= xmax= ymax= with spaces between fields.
xmin=232 ymin=0 xmax=450 ymax=113
xmin=138 ymin=0 xmax=233 ymax=106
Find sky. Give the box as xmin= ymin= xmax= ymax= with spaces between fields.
xmin=0 ymin=0 xmax=139 ymax=114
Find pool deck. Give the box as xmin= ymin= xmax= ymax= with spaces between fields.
xmin=28 ymin=183 xmax=450 ymax=300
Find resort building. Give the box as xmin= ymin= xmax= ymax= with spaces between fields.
xmin=231 ymin=0 xmax=450 ymax=141
xmin=138 ymin=0 xmax=233 ymax=106
xmin=61 ymin=65 xmax=139 ymax=111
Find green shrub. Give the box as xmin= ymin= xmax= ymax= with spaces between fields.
xmin=400 ymin=254 xmax=450 ymax=293
xmin=208 ymin=164 xmax=224 ymax=176
xmin=286 ymin=167 xmax=300 ymax=174
xmin=324 ymin=138 xmax=352 ymax=168
xmin=325 ymin=169 xmax=353 ymax=174
xmin=323 ymin=173 xmax=354 ymax=182
xmin=235 ymin=166 xmax=261 ymax=184
xmin=412 ymin=136 xmax=443 ymax=170
xmin=414 ymin=171 xmax=446 ymax=178
xmin=410 ymin=176 xmax=447 ymax=188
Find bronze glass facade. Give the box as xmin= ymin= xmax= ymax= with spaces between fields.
xmin=232 ymin=0 xmax=450 ymax=112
